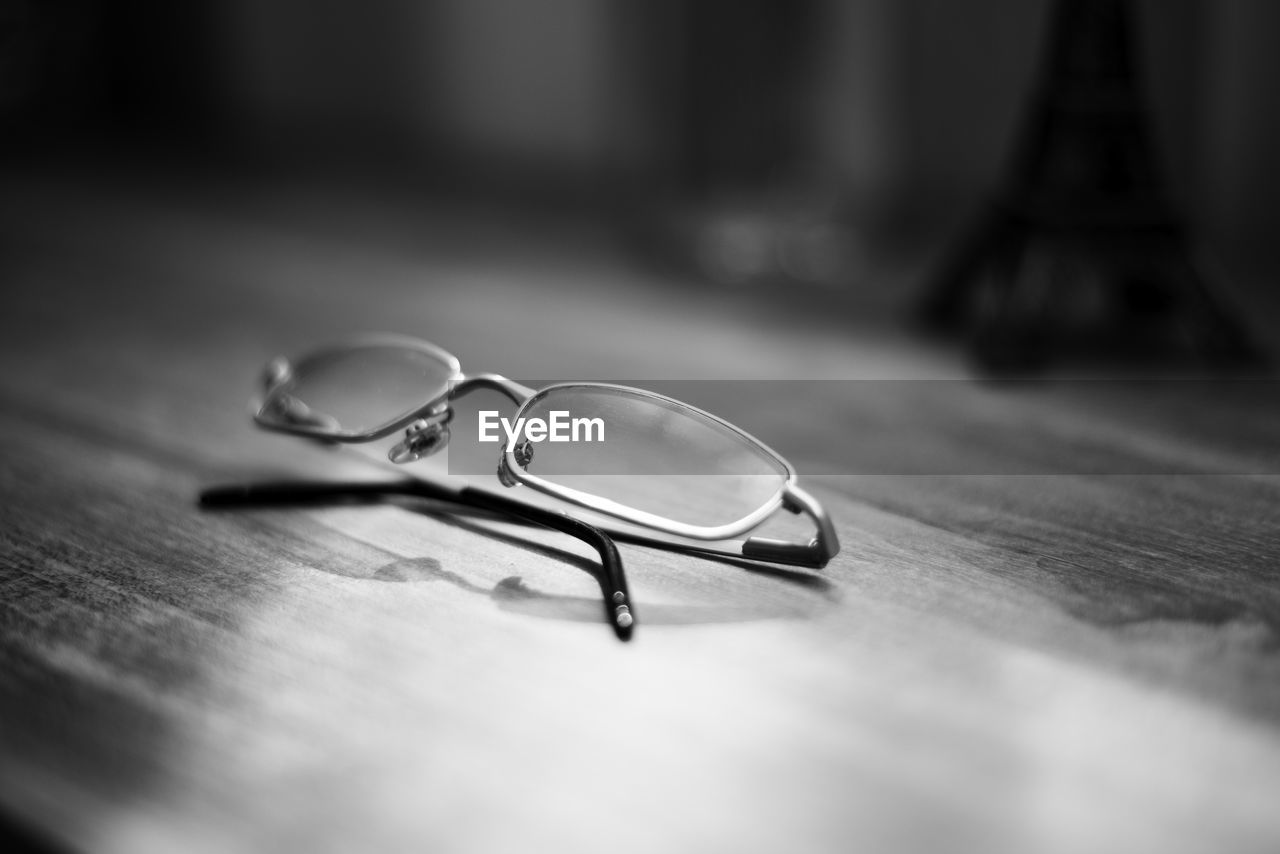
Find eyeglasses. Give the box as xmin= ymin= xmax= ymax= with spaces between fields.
xmin=245 ymin=333 xmax=839 ymax=634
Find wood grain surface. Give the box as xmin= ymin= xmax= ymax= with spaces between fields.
xmin=1 ymin=169 xmax=1278 ymax=854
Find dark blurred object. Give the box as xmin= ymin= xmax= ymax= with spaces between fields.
xmin=920 ymin=0 xmax=1263 ymax=370
xmin=0 ymin=0 xmax=221 ymax=140
xmin=0 ymin=0 xmax=101 ymax=131
xmin=0 ymin=808 xmax=67 ymax=854
xmin=634 ymin=0 xmax=855 ymax=288
xmin=668 ymin=0 xmax=814 ymax=194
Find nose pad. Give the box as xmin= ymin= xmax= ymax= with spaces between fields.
xmin=262 ymin=392 xmax=342 ymax=434
xmin=496 ymin=439 xmax=533 ymax=487
xmin=260 ymin=356 xmax=293 ymax=392
xmin=388 ymin=407 xmax=453 ymax=464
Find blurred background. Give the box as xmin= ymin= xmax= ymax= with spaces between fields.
xmin=1 ymin=0 xmax=1278 ymax=359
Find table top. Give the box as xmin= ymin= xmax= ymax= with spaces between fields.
xmin=2 ymin=167 xmax=1278 ymax=854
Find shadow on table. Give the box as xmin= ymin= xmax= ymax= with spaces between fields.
xmin=200 ymin=479 xmax=841 ymax=630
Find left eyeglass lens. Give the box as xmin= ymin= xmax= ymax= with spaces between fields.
xmin=258 ymin=345 xmax=456 ymax=437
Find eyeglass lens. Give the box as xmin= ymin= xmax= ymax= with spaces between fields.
xmin=259 ymin=344 xmax=456 ymax=437
xmin=510 ymin=385 xmax=789 ymax=529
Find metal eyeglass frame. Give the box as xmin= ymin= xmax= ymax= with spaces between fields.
xmin=252 ymin=333 xmax=840 ymax=570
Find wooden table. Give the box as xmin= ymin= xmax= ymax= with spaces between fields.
xmin=2 ymin=166 xmax=1278 ymax=854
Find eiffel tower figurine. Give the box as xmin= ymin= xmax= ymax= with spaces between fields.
xmin=919 ymin=0 xmax=1263 ymax=370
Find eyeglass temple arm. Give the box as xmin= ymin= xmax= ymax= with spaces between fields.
xmin=460 ymin=486 xmax=634 ymax=636
xmin=741 ymin=485 xmax=840 ymax=568
xmin=199 ymin=478 xmax=634 ymax=640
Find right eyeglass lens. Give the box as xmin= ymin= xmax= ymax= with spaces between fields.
xmin=258 ymin=344 xmax=456 ymax=437
xmin=508 ymin=385 xmax=790 ymax=531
